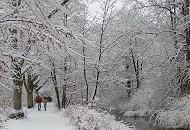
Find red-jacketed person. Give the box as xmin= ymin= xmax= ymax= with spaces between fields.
xmin=35 ymin=95 xmax=42 ymax=111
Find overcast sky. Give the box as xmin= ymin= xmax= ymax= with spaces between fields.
xmin=87 ymin=0 xmax=124 ymax=19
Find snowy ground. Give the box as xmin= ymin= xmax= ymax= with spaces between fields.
xmin=1 ymin=103 xmax=77 ymax=130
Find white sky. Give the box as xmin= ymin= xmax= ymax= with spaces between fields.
xmin=87 ymin=0 xmax=125 ymax=19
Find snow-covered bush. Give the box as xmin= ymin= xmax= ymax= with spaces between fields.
xmin=65 ymin=105 xmax=134 ymax=130
xmin=153 ymin=95 xmax=190 ymax=128
xmin=153 ymin=110 xmax=189 ymax=128
xmin=122 ymin=87 xmax=154 ymax=117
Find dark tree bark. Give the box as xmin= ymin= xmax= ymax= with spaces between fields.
xmin=82 ymin=40 xmax=89 ymax=103
xmin=13 ymin=64 xmax=23 ymax=110
xmin=27 ymin=91 xmax=33 ymax=108
xmin=48 ymin=0 xmax=70 ymax=19
xmin=51 ymin=61 xmax=61 ymax=109
xmin=131 ymin=49 xmax=140 ymax=89
xmin=23 ymin=73 xmax=39 ymax=108
xmin=181 ymin=0 xmax=190 ymax=94
xmin=61 ymin=13 xmax=68 ymax=108
xmin=62 ymin=58 xmax=67 ymax=108
xmin=62 ymin=85 xmax=66 ymax=108
xmin=169 ymin=0 xmax=178 ymax=51
xmin=92 ymin=24 xmax=104 ymax=101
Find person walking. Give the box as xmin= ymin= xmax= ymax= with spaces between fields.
xmin=42 ymin=96 xmax=48 ymax=111
xmin=35 ymin=95 xmax=42 ymax=111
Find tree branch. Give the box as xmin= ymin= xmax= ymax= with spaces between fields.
xmin=48 ymin=0 xmax=70 ymax=19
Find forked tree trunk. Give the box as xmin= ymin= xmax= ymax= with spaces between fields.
xmin=92 ymin=23 xmax=104 ymax=101
xmin=23 ymin=73 xmax=39 ymax=109
xmin=131 ymin=49 xmax=140 ymax=89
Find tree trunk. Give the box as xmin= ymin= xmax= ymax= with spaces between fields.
xmin=12 ymin=60 xmax=23 ymax=110
xmin=136 ymin=60 xmax=140 ymax=89
xmin=62 ymin=58 xmax=67 ymax=108
xmin=13 ymin=85 xmax=22 ymax=110
xmin=23 ymin=73 xmax=39 ymax=109
xmin=11 ymin=0 xmax=23 ymax=111
xmin=62 ymin=86 xmax=66 ymax=108
xmin=169 ymin=0 xmax=178 ymax=51
xmin=13 ymin=67 xmax=23 ymax=110
xmin=183 ymin=0 xmax=190 ymax=54
xmin=27 ymin=91 xmax=33 ymax=109
xmin=92 ymin=71 xmax=100 ymax=100
xmin=92 ymin=23 xmax=104 ymax=101
xmin=83 ymin=45 xmax=89 ymax=103
xmin=61 ymin=13 xmax=68 ymax=108
xmin=51 ymin=69 xmax=61 ymax=109
xmin=55 ymin=86 xmax=61 ymax=109
xmin=131 ymin=49 xmax=140 ymax=89
xmin=182 ymin=0 xmax=190 ymax=94
xmin=49 ymin=59 xmax=61 ymax=109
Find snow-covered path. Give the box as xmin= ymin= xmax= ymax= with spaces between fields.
xmin=2 ymin=103 xmax=77 ymax=130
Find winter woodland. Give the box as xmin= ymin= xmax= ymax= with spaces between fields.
xmin=0 ymin=0 xmax=190 ymax=129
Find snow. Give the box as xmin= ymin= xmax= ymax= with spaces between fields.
xmin=122 ymin=80 xmax=154 ymax=117
xmin=153 ymin=95 xmax=190 ymax=128
xmin=65 ymin=105 xmax=135 ymax=130
xmin=1 ymin=103 xmax=77 ymax=130
xmin=153 ymin=110 xmax=189 ymax=128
